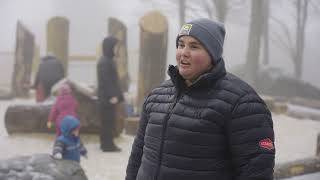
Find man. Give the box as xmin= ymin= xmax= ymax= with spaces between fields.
xmin=126 ymin=18 xmax=275 ymax=180
xmin=33 ymin=55 xmax=65 ymax=102
xmin=97 ymin=36 xmax=124 ymax=152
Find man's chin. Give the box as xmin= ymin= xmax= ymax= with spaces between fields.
xmin=179 ymin=73 xmax=192 ymax=81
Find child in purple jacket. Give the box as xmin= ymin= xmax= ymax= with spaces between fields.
xmin=47 ymin=83 xmax=79 ymax=136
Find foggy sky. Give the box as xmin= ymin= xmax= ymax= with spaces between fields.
xmin=0 ymin=0 xmax=320 ymax=87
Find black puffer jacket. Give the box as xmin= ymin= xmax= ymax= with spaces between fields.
xmin=34 ymin=55 xmax=65 ymax=96
xmin=126 ymin=59 xmax=275 ymax=180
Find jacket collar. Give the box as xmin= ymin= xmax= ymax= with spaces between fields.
xmin=168 ymin=58 xmax=226 ymax=92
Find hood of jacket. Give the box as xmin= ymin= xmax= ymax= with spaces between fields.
xmin=60 ymin=115 xmax=80 ymax=137
xmin=41 ymin=55 xmax=57 ymax=62
xmin=102 ymin=36 xmax=118 ymax=58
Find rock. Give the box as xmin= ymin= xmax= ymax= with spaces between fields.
xmin=230 ymin=65 xmax=320 ymax=101
xmin=261 ymin=95 xmax=288 ymax=114
xmin=274 ymin=157 xmax=320 ymax=179
xmin=289 ymin=97 xmax=320 ymax=110
xmin=0 ymin=154 xmax=88 ymax=180
xmin=273 ymin=102 xmax=288 ymax=114
xmin=261 ymin=95 xmax=275 ymax=111
xmin=287 ymin=104 xmax=320 ymax=121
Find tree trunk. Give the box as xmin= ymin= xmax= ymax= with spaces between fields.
xmin=179 ymin=0 xmax=186 ymax=27
xmin=244 ymin=0 xmax=264 ymax=87
xmin=294 ymin=0 xmax=308 ymax=79
xmin=317 ymin=133 xmax=320 ymax=157
xmin=262 ymin=0 xmax=270 ymax=65
xmin=213 ymin=0 xmax=228 ymax=22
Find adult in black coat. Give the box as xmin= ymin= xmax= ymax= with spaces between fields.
xmin=97 ymin=36 xmax=124 ymax=152
xmin=33 ymin=55 xmax=65 ymax=102
xmin=126 ymin=18 xmax=275 ymax=180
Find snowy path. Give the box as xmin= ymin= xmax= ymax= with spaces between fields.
xmin=0 ymin=99 xmax=134 ymax=180
xmin=1 ymin=99 xmax=320 ymax=179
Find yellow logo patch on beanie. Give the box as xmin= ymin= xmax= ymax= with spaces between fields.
xmin=179 ymin=24 xmax=193 ymax=35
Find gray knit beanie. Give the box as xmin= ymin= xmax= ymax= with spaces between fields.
xmin=176 ymin=18 xmax=225 ymax=65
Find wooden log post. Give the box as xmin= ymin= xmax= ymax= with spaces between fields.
xmin=11 ymin=21 xmax=35 ymax=98
xmin=108 ymin=17 xmax=130 ymax=137
xmin=47 ymin=16 xmax=69 ymax=75
xmin=137 ymin=11 xmax=168 ymax=113
xmin=32 ymin=45 xmax=40 ymax=77
xmin=108 ymin=17 xmax=130 ymax=92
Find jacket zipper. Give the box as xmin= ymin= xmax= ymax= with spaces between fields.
xmin=154 ymin=93 xmax=181 ymax=180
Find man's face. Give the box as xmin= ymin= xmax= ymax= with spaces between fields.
xmin=176 ymin=36 xmax=213 ymax=85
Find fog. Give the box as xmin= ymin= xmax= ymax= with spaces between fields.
xmin=0 ymin=0 xmax=153 ymax=55
xmin=1 ymin=1 xmax=320 ymax=179
xmin=1 ymin=0 xmax=320 ymax=88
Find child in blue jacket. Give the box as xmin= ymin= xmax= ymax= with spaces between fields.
xmin=52 ymin=115 xmax=87 ymax=162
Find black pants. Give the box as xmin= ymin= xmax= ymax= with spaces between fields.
xmin=99 ymin=103 xmax=117 ymax=150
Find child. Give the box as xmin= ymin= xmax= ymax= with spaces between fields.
xmin=52 ymin=115 xmax=87 ymax=162
xmin=47 ymin=83 xmax=79 ymax=136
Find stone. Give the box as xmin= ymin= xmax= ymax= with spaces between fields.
xmin=0 ymin=154 xmax=87 ymax=180
xmin=273 ymin=102 xmax=288 ymax=114
xmin=274 ymin=157 xmax=320 ymax=179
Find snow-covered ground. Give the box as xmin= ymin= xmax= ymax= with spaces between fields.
xmin=0 ymin=99 xmax=134 ymax=180
xmin=1 ymin=99 xmax=320 ymax=180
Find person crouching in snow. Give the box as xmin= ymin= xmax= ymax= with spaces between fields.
xmin=52 ymin=115 xmax=87 ymax=162
xmin=47 ymin=83 xmax=79 ymax=136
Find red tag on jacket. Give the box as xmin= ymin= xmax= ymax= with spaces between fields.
xmin=259 ymin=138 xmax=274 ymax=150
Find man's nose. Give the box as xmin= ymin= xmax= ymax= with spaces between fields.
xmin=181 ymin=46 xmax=190 ymax=56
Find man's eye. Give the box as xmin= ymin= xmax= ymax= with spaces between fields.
xmin=178 ymin=44 xmax=185 ymax=48
xmin=191 ymin=45 xmax=199 ymax=49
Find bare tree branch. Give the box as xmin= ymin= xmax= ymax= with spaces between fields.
xmin=310 ymin=0 xmax=320 ymax=14
xmin=228 ymin=0 xmax=247 ymax=10
xmin=270 ymin=16 xmax=296 ymax=59
xmin=185 ymin=1 xmax=210 ymax=19
xmin=270 ymin=31 xmax=295 ymax=60
xmin=203 ymin=0 xmax=214 ymax=19
xmin=187 ymin=1 xmax=208 ymax=13
xmin=270 ymin=16 xmax=295 ymax=49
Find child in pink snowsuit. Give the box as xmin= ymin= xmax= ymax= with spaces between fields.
xmin=47 ymin=83 xmax=79 ymax=136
